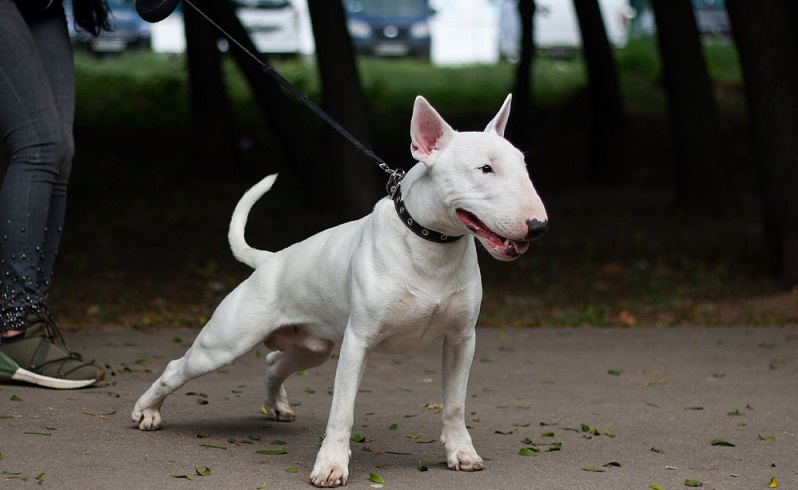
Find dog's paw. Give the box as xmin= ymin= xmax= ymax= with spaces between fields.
xmin=446 ymin=446 xmax=485 ymax=472
xmin=132 ymin=406 xmax=162 ymax=431
xmin=261 ymin=402 xmax=296 ymax=422
xmin=309 ymin=461 xmax=349 ymax=487
xmin=309 ymin=443 xmax=350 ymax=487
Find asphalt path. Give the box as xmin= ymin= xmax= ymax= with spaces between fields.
xmin=2 ymin=325 xmax=796 ymax=489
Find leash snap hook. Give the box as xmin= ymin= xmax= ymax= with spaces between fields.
xmin=386 ymin=168 xmax=406 ymax=199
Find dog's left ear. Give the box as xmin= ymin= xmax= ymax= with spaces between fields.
xmin=410 ymin=96 xmax=455 ymax=164
xmin=484 ymin=94 xmax=512 ymax=137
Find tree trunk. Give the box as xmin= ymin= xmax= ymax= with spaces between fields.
xmin=726 ymin=0 xmax=798 ymax=284
xmin=572 ymin=0 xmax=624 ymax=185
xmin=307 ymin=0 xmax=380 ymax=222
xmin=184 ymin=3 xmax=238 ymax=175
xmin=510 ymin=0 xmax=536 ymax=142
xmin=187 ymin=0 xmax=324 ymax=200
xmin=650 ymin=0 xmax=726 ymax=216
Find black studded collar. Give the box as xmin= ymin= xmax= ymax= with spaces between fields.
xmin=391 ymin=185 xmax=463 ymax=244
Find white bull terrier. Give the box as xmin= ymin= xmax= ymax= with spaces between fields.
xmin=132 ymin=95 xmax=548 ymax=487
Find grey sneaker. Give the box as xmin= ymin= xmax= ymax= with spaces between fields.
xmin=0 ymin=312 xmax=104 ymax=389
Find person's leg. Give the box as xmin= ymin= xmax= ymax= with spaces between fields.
xmin=0 ymin=1 xmax=73 ymax=331
xmin=0 ymin=1 xmax=103 ymax=388
xmin=28 ymin=3 xmax=76 ymax=303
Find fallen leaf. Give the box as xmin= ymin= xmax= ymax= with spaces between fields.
xmin=417 ymin=461 xmax=428 ymax=471
xmin=351 ymin=433 xmax=367 ymax=443
xmin=285 ymin=468 xmax=299 ymax=473
xmin=684 ymin=479 xmax=703 ymax=487
xmin=582 ymin=466 xmax=606 ymax=473
xmin=170 ymin=474 xmax=193 ymax=480
xmin=424 ymin=403 xmax=443 ymax=413
xmin=649 ymin=485 xmax=663 ymax=490
xmin=369 ymin=472 xmax=385 ymax=484
xmin=389 ymin=423 xmax=398 ymax=430
xmin=710 ymin=439 xmax=735 ymax=447
xmin=10 ymin=395 xmax=21 ymax=402
xmin=518 ymin=447 xmax=539 ymax=457
xmin=770 ymin=476 xmax=779 ymax=488
xmin=758 ymin=433 xmax=776 ymax=441
xmin=195 ymin=466 xmax=211 ymax=476
xmin=256 ymin=448 xmax=288 ymax=455
xmin=199 ymin=444 xmax=227 ymax=449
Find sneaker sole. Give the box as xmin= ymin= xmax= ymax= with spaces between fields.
xmin=0 ymin=352 xmax=104 ymax=389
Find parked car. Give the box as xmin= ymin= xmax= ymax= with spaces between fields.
xmin=233 ymin=0 xmax=301 ymax=55
xmin=67 ymin=0 xmax=151 ymax=54
xmin=343 ymin=0 xmax=434 ymax=59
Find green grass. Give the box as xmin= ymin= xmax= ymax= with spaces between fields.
xmin=73 ymin=38 xmax=741 ymax=134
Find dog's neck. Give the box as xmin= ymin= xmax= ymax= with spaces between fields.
xmin=393 ymin=165 xmax=465 ymax=242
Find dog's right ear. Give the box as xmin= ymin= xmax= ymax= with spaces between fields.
xmin=410 ymin=96 xmax=455 ymax=164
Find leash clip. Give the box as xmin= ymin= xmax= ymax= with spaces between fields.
xmin=386 ymin=168 xmax=406 ymax=199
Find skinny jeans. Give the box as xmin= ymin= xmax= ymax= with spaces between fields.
xmin=0 ymin=0 xmax=74 ymax=331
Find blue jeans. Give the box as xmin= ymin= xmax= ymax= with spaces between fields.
xmin=0 ymin=0 xmax=75 ymax=331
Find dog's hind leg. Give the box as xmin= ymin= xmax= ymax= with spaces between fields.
xmin=262 ymin=327 xmax=335 ymax=422
xmin=132 ymin=287 xmax=274 ymax=430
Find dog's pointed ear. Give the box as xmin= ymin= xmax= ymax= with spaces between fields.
xmin=484 ymin=94 xmax=512 ymax=137
xmin=410 ymin=96 xmax=455 ymax=163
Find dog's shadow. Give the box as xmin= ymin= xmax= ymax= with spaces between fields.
xmin=139 ymin=415 xmax=326 ymax=441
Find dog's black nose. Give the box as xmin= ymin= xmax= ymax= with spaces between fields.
xmin=525 ymin=219 xmax=548 ymax=240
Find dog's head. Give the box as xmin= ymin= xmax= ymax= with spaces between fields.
xmin=410 ymin=95 xmax=548 ymax=261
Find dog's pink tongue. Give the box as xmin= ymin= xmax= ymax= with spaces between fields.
xmin=456 ymin=210 xmax=528 ymax=257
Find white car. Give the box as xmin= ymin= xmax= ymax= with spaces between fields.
xmin=150 ymin=0 xmax=301 ymax=55
xmin=235 ymin=0 xmax=301 ymax=55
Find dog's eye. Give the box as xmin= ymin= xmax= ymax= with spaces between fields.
xmin=480 ymin=165 xmax=494 ymax=174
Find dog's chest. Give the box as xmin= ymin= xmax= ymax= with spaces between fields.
xmin=372 ymin=282 xmax=479 ymax=354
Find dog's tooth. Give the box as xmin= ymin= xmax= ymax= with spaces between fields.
xmin=504 ymin=238 xmax=511 ymax=247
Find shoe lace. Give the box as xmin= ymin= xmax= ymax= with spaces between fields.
xmin=34 ymin=308 xmax=84 ymax=364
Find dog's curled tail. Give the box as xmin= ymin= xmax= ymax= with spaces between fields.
xmin=228 ymin=173 xmax=278 ymax=269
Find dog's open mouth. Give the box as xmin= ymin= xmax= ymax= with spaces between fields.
xmin=456 ymin=209 xmax=530 ymax=258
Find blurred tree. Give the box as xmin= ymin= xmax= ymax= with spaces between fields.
xmin=307 ymin=0 xmax=380 ymax=222
xmin=184 ymin=2 xmax=237 ymax=174
xmin=572 ymin=0 xmax=625 ymax=185
xmin=726 ymin=0 xmax=798 ymax=284
xmin=184 ymin=0 xmax=318 ymax=187
xmin=650 ymin=0 xmax=727 ymax=216
xmin=510 ymin=0 xmax=536 ymax=142
xmin=181 ymin=0 xmax=378 ymax=221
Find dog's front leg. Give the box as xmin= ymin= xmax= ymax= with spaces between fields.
xmin=310 ymin=330 xmax=369 ymax=487
xmin=440 ymin=331 xmax=485 ymax=471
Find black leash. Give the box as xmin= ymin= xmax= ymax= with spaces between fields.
xmin=182 ymin=0 xmax=406 ymax=195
